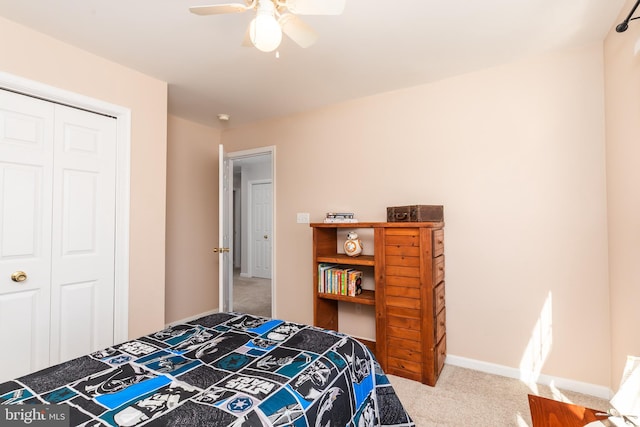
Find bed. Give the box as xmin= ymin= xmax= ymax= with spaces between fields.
xmin=0 ymin=312 xmax=415 ymax=426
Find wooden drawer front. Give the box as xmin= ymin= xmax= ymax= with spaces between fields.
xmin=386 ymin=275 xmax=420 ymax=288
xmin=386 ymin=265 xmax=420 ymax=278
xmin=388 ymin=344 xmax=421 ymax=363
xmin=387 ymin=314 xmax=421 ymax=331
xmin=387 ymin=316 xmax=421 ymax=342
xmin=387 ymin=285 xmax=420 ymax=300
xmin=387 ymin=366 xmax=422 ymax=383
xmin=435 ymin=307 xmax=446 ymax=343
xmin=386 ymin=236 xmax=419 ymax=250
xmin=388 ymin=325 xmax=420 ymax=342
xmin=385 ymin=245 xmax=420 ymax=257
xmin=385 ymin=228 xmax=419 ymax=242
xmin=386 ymin=306 xmax=420 ymax=318
xmin=387 ymin=339 xmax=422 ymax=364
xmin=434 ymin=282 xmax=445 ymax=314
xmin=388 ymin=336 xmax=421 ymax=352
xmin=386 ymin=255 xmax=420 ymax=267
xmin=433 ymin=229 xmax=444 ymax=257
xmin=435 ymin=335 xmax=446 ymax=377
xmin=387 ymin=295 xmax=421 ymax=310
xmin=388 ymin=355 xmax=422 ymax=376
xmin=387 ymin=316 xmax=421 ymax=331
xmin=434 ymin=256 xmax=445 ymax=284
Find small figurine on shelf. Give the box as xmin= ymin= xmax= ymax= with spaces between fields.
xmin=343 ymin=231 xmax=363 ymax=257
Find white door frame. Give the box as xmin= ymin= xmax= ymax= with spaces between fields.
xmin=248 ymin=179 xmax=272 ymax=279
xmin=218 ymin=145 xmax=232 ymax=313
xmin=221 ymin=146 xmax=275 ymax=316
xmin=0 ymin=71 xmax=130 ymax=344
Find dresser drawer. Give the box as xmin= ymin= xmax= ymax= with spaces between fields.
xmin=435 ymin=335 xmax=447 ymax=377
xmin=434 ymin=282 xmax=445 ymax=314
xmin=433 ymin=229 xmax=444 ymax=257
xmin=435 ymin=307 xmax=446 ymax=343
xmin=434 ymin=256 xmax=445 ymax=284
xmin=387 ymin=317 xmax=422 ymax=361
xmin=387 ymin=324 xmax=421 ymax=342
xmin=387 ymin=355 xmax=422 ymax=377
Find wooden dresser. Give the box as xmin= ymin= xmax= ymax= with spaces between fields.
xmin=375 ymin=224 xmax=446 ymax=385
xmin=311 ymin=221 xmax=446 ymax=386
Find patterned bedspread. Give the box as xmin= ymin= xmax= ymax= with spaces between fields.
xmin=0 ymin=312 xmax=415 ymax=426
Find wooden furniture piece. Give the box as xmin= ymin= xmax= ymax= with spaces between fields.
xmin=528 ymin=394 xmax=609 ymax=427
xmin=311 ymin=221 xmax=445 ymax=386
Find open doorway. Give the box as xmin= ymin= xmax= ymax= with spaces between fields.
xmin=228 ymin=151 xmax=273 ymax=317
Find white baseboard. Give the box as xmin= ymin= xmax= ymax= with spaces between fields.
xmin=166 ymin=308 xmax=220 ymax=327
xmin=446 ymin=354 xmax=613 ymax=400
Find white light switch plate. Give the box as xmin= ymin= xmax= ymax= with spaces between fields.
xmin=297 ymin=212 xmax=310 ymax=223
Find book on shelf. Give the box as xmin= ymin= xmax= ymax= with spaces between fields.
xmin=317 ymin=264 xmax=363 ymax=296
xmin=323 ymin=218 xmax=359 ymax=223
xmin=326 ymin=212 xmax=355 ymax=219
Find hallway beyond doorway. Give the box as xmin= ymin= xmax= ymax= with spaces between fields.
xmin=232 ymin=268 xmax=271 ymax=318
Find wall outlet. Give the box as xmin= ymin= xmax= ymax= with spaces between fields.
xmin=296 ymin=212 xmax=310 ymax=224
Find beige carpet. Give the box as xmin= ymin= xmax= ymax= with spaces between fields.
xmin=231 ymin=275 xmax=609 ymax=425
xmin=388 ymin=364 xmax=610 ymax=426
xmin=232 ymin=272 xmax=272 ymax=318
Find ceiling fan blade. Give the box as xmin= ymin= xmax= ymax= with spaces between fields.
xmin=241 ymin=23 xmax=253 ymax=47
xmin=279 ymin=14 xmax=318 ymax=48
xmin=189 ymin=3 xmax=250 ymax=15
xmin=284 ymin=0 xmax=345 ymax=15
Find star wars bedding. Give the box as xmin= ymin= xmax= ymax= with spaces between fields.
xmin=0 ymin=312 xmax=415 ymax=426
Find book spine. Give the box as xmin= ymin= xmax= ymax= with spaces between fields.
xmin=323 ymin=218 xmax=359 ymax=223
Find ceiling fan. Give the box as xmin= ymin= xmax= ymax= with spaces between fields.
xmin=189 ymin=0 xmax=346 ymax=52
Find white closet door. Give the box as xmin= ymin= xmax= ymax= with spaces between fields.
xmin=49 ymin=104 xmax=117 ymax=365
xmin=0 ymin=90 xmax=55 ymax=380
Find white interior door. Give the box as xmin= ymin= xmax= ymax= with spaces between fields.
xmin=218 ymin=144 xmax=233 ymax=312
xmin=0 ymin=90 xmax=55 ymax=380
xmin=220 ymin=147 xmax=275 ymax=317
xmin=49 ymin=105 xmax=117 ymax=365
xmin=251 ymin=180 xmax=272 ymax=279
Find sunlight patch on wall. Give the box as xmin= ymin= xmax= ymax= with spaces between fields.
xmin=520 ymin=291 xmax=553 ymax=390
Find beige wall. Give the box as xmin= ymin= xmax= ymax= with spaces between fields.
xmin=0 ymin=17 xmax=168 ymax=338
xmin=604 ymin=0 xmax=640 ymax=388
xmin=222 ymin=43 xmax=611 ymax=387
xmin=165 ymin=115 xmax=220 ymax=324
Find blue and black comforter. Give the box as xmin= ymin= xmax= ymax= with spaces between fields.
xmin=0 ymin=312 xmax=415 ymax=426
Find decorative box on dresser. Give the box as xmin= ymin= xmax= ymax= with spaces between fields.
xmin=310 ymin=221 xmax=445 ymax=386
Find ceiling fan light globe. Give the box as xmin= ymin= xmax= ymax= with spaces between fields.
xmin=249 ymin=14 xmax=282 ymax=52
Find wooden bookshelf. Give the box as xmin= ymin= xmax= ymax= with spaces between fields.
xmin=317 ymin=289 xmax=375 ymax=305
xmin=311 ymin=221 xmax=446 ymax=386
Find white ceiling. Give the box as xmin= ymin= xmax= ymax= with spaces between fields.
xmin=0 ymin=0 xmax=627 ymax=129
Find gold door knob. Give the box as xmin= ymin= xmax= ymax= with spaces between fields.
xmin=11 ymin=271 xmax=27 ymax=282
xmin=264 ymin=235 xmax=268 ymax=239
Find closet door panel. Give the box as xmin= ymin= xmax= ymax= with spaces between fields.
xmin=50 ymin=105 xmax=117 ymax=365
xmin=0 ymin=90 xmax=54 ymax=381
